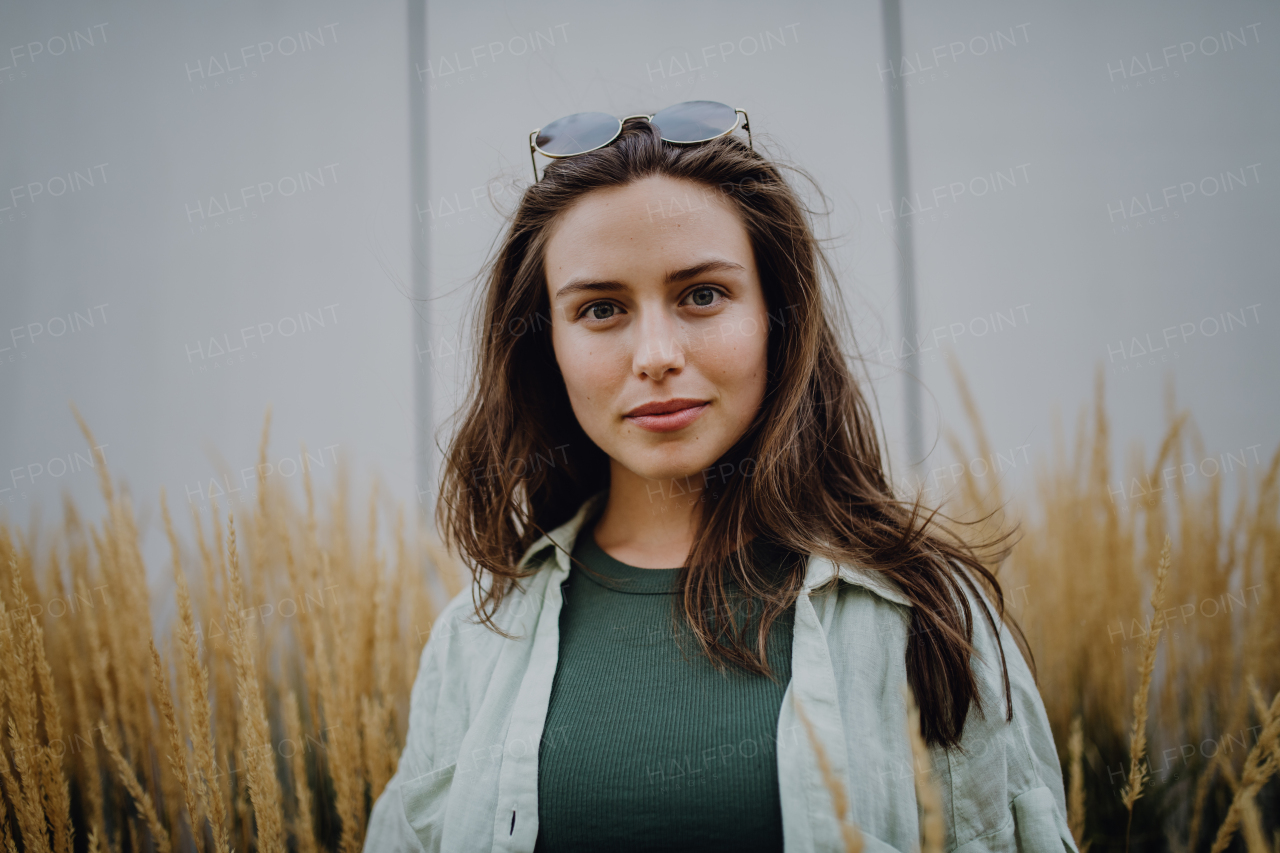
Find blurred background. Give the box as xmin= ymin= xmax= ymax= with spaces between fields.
xmin=2 ymin=2 xmax=1279 ymax=849
xmin=1 ymin=0 xmax=1276 ymax=568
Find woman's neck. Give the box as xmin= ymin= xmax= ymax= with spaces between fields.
xmin=589 ymin=464 xmax=706 ymax=569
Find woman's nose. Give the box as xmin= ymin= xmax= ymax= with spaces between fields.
xmin=632 ymin=306 xmax=686 ymax=380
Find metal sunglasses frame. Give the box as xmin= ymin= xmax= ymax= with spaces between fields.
xmin=527 ymin=102 xmax=752 ymax=183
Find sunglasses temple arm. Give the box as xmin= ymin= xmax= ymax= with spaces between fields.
xmin=736 ymin=109 xmax=752 ymax=150
xmin=528 ymin=130 xmax=540 ymax=183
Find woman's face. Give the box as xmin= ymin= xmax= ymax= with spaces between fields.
xmin=544 ymin=174 xmax=770 ymax=491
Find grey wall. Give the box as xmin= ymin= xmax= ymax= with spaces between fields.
xmin=2 ymin=0 xmax=1277 ymax=574
xmin=1 ymin=0 xmax=415 ymax=570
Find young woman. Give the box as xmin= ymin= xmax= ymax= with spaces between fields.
xmin=366 ymin=101 xmax=1077 ymax=852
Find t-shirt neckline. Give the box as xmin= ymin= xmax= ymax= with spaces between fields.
xmin=573 ymin=523 xmax=790 ymax=595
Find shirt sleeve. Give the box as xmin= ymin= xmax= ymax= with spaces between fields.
xmin=946 ymin=576 xmax=1080 ymax=853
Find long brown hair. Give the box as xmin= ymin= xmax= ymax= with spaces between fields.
xmin=435 ymin=117 xmax=1030 ymax=749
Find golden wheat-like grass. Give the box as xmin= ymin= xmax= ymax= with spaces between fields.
xmin=1209 ymin=678 xmax=1280 ymax=852
xmin=150 ymin=638 xmax=199 ymax=852
xmin=0 ymin=408 xmax=444 ymax=850
xmin=224 ymin=514 xmax=286 ymax=852
xmin=100 ymin=721 xmax=170 ymax=853
xmin=941 ymin=363 xmax=1280 ymax=851
xmin=282 ymin=690 xmax=319 ymax=853
xmin=1067 ymin=714 xmax=1087 ymax=849
xmin=0 ymin=362 xmax=1276 ymax=850
xmin=1121 ymin=534 xmax=1172 ymax=850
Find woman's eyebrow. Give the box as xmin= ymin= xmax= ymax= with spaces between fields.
xmin=553 ymin=259 xmax=746 ymax=302
xmin=666 ymin=259 xmax=745 ymax=284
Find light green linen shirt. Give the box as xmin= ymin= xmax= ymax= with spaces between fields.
xmin=364 ymin=490 xmax=1078 ymax=852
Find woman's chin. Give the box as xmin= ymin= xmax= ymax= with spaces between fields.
xmin=617 ymin=455 xmax=722 ymax=492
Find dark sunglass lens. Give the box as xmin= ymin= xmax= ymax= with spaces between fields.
xmin=535 ymin=112 xmax=622 ymax=156
xmin=650 ymin=100 xmax=738 ymax=143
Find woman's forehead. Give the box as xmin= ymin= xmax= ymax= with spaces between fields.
xmin=544 ymin=176 xmax=753 ymax=283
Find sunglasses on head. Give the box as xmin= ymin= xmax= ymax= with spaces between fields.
xmin=528 ymin=99 xmax=752 ymax=182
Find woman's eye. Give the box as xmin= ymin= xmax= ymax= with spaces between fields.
xmin=580 ymin=288 xmax=723 ymax=322
xmin=584 ymin=302 xmax=618 ymax=321
xmin=686 ymin=286 xmax=722 ymax=308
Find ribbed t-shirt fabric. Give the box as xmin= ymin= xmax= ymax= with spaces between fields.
xmin=533 ymin=521 xmax=796 ymax=852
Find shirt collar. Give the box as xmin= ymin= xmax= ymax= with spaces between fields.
xmin=514 ymin=489 xmax=608 ymax=576
xmin=802 ymin=553 xmax=913 ymax=608
xmin=514 ymin=490 xmax=912 ymax=609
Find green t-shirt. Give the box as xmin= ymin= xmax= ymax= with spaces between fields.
xmin=534 ymin=521 xmax=796 ymax=852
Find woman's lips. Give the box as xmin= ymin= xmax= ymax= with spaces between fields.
xmin=624 ymin=402 xmax=710 ymax=433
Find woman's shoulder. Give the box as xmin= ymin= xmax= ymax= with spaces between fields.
xmin=422 ymin=548 xmax=562 ymax=650
xmin=944 ymin=571 xmax=1076 ymax=850
xmin=819 ymin=557 xmax=1038 ymax=696
xmin=809 ymin=554 xmax=915 ymax=644
xmin=951 ymin=569 xmax=1043 ymax=723
xmin=828 ymin=560 xmax=1074 ymax=848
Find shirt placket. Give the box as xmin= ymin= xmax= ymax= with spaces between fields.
xmin=777 ymin=583 xmax=853 ymax=853
xmin=489 ymin=551 xmax=570 ymax=853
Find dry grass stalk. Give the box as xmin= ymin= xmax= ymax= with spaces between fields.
xmin=1216 ymin=752 xmax=1241 ymax=794
xmin=1121 ymin=533 xmax=1173 ymax=850
xmin=70 ymin=410 xmax=174 ymax=826
xmin=792 ymin=696 xmax=865 ymax=853
xmin=903 ymin=684 xmax=944 ymax=853
xmin=1238 ymin=797 xmax=1268 ymax=853
xmin=1185 ymin=756 xmax=1219 ymax=852
xmin=151 ymin=638 xmax=202 ymax=853
xmin=171 ymin=499 xmax=231 ymax=853
xmin=203 ymin=497 xmax=239 ymax=831
xmin=0 ymin=805 xmax=15 ymax=853
xmin=943 ymin=363 xmax=1280 ymax=850
xmin=159 ymin=491 xmax=213 ymax=852
xmin=309 ymin=582 xmax=363 ymax=853
xmin=225 ymin=515 xmax=287 ymax=852
xmin=6 ymin=567 xmax=47 ymax=794
xmin=1066 ymin=715 xmax=1087 ymax=851
xmin=1209 ymin=679 xmax=1280 ymax=853
xmin=78 ymin=569 xmax=118 ymax=760
xmin=99 ymin=719 xmax=171 ymax=853
xmin=282 ymin=690 xmax=320 ymax=853
xmin=28 ymin=614 xmax=73 ymax=853
xmin=66 ymin=659 xmax=105 ymax=843
xmin=1 ymin=561 xmax=53 ymax=853
xmin=0 ymin=720 xmax=51 ymax=853
xmin=1 ymin=381 xmax=1274 ymax=847
xmin=361 ymin=552 xmax=398 ymax=800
